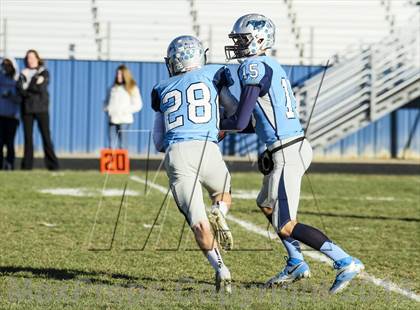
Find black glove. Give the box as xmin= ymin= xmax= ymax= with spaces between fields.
xmin=257 ymin=149 xmax=274 ymax=175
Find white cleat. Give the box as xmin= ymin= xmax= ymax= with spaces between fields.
xmin=329 ymin=257 xmax=365 ymax=294
xmin=216 ymin=267 xmax=232 ymax=294
xmin=209 ymin=208 xmax=233 ymax=250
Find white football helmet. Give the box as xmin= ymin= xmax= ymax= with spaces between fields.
xmin=225 ymin=14 xmax=275 ymax=60
xmin=165 ymin=35 xmax=207 ymax=76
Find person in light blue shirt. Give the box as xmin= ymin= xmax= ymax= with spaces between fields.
xmin=152 ymin=35 xmax=239 ymax=294
xmin=222 ymin=14 xmax=364 ymax=294
xmin=234 ymin=55 xmax=304 ymax=145
xmin=152 ymin=63 xmax=232 ymax=149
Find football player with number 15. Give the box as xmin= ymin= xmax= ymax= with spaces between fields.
xmin=222 ymin=14 xmax=364 ymax=294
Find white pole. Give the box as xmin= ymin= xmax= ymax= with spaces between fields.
xmin=208 ymin=25 xmax=212 ymax=63
xmin=107 ymin=21 xmax=111 ymax=60
xmin=3 ymin=19 xmax=7 ymax=56
xmin=310 ymin=26 xmax=314 ymax=65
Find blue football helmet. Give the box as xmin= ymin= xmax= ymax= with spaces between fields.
xmin=165 ymin=35 xmax=207 ymax=76
xmin=225 ymin=14 xmax=275 ymax=60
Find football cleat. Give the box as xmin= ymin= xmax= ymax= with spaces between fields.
xmin=329 ymin=257 xmax=364 ymax=294
xmin=208 ymin=207 xmax=233 ymax=250
xmin=216 ymin=267 xmax=232 ymax=294
xmin=265 ymin=258 xmax=311 ymax=288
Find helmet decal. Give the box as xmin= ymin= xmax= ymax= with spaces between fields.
xmin=246 ymin=20 xmax=266 ymax=30
xmin=165 ymin=35 xmax=207 ymax=76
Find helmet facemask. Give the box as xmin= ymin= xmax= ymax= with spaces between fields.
xmin=225 ymin=33 xmax=254 ymax=60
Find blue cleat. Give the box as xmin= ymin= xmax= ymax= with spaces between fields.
xmin=265 ymin=257 xmax=311 ymax=287
xmin=329 ymin=257 xmax=364 ymax=294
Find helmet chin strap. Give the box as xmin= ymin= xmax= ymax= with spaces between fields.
xmin=184 ymin=65 xmax=202 ymax=72
xmin=164 ymin=57 xmax=174 ymax=77
xmin=204 ymin=48 xmax=209 ymax=65
xmin=235 ymin=50 xmax=267 ymax=63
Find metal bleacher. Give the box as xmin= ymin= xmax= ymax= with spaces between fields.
xmin=0 ymin=0 xmax=417 ymax=65
xmin=94 ymin=0 xmax=193 ymax=61
xmin=193 ymin=0 xmax=417 ymax=65
xmin=0 ymin=0 xmax=193 ymax=61
xmin=295 ymin=20 xmax=420 ymax=150
xmin=193 ymin=0 xmax=299 ymax=63
xmin=290 ymin=0 xmax=391 ymax=64
xmin=0 ymin=0 xmax=97 ymax=59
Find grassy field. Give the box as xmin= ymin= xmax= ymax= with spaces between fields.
xmin=0 ymin=169 xmax=419 ymax=309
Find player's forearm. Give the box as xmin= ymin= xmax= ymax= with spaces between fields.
xmin=220 ymin=85 xmax=259 ymax=131
xmin=219 ymin=86 xmax=238 ymax=118
xmin=240 ymin=120 xmax=255 ymax=133
xmin=152 ymin=112 xmax=165 ymax=152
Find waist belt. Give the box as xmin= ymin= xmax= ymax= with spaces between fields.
xmin=270 ymin=137 xmax=305 ymax=154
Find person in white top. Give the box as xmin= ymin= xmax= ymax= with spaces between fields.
xmin=104 ymin=65 xmax=143 ymax=149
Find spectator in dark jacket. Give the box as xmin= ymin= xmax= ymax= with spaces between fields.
xmin=0 ymin=56 xmax=21 ymax=170
xmin=17 ymin=49 xmax=59 ymax=170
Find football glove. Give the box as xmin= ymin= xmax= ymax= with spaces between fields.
xmin=209 ymin=208 xmax=233 ymax=251
xmin=258 ymin=149 xmax=274 ymax=175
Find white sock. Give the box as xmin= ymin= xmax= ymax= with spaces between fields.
xmin=212 ymin=201 xmax=228 ymax=217
xmin=206 ymin=248 xmax=225 ymax=271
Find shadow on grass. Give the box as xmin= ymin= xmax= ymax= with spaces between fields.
xmin=250 ymin=209 xmax=420 ymax=222
xmin=300 ymin=211 xmax=420 ymax=223
xmin=0 ymin=266 xmax=224 ymax=291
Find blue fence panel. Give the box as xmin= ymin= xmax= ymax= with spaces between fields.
xmin=397 ymin=108 xmax=420 ymax=158
xmin=30 ymin=59 xmax=316 ymax=157
xmin=9 ymin=58 xmax=418 ymax=158
xmin=322 ymin=106 xmax=419 ymax=159
xmin=358 ymin=123 xmax=375 ymax=157
xmin=375 ymin=115 xmax=391 ymax=157
xmin=13 ymin=59 xmax=171 ymax=155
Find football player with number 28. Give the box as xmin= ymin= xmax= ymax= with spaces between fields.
xmin=222 ymin=14 xmax=364 ymax=294
xmin=152 ymin=35 xmax=238 ymax=293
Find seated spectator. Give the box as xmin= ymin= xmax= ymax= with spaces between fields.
xmin=104 ymin=65 xmax=143 ymax=149
xmin=17 ymin=49 xmax=59 ymax=170
xmin=0 ymin=56 xmax=20 ymax=170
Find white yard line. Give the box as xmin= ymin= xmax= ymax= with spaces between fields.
xmin=225 ymin=215 xmax=420 ymax=302
xmin=130 ymin=175 xmax=420 ymax=302
xmin=39 ymin=188 xmax=141 ymax=197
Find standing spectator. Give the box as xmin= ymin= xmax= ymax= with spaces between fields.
xmin=0 ymin=56 xmax=20 ymax=170
xmin=104 ymin=65 xmax=143 ymax=149
xmin=17 ymin=49 xmax=59 ymax=170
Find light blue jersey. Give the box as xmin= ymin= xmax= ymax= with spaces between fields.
xmin=152 ymin=65 xmax=233 ymax=148
xmin=239 ymin=55 xmax=303 ymax=146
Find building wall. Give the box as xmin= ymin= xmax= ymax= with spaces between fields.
xmin=12 ymin=58 xmax=419 ymax=159
xmin=13 ymin=58 xmax=321 ymax=155
xmin=15 ymin=59 xmax=169 ymax=154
